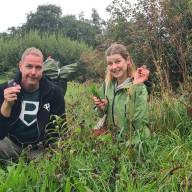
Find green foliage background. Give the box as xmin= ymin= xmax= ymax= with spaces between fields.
xmin=0 ymin=0 xmax=192 ymax=191
xmin=0 ymin=31 xmax=91 ymax=79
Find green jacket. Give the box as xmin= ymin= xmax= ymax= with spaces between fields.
xmin=98 ymin=79 xmax=150 ymax=143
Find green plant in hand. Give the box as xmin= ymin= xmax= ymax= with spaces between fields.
xmin=90 ymin=84 xmax=101 ymax=100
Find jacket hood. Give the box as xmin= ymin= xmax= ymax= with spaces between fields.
xmin=13 ymin=71 xmax=53 ymax=97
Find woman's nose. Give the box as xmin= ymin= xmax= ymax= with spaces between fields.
xmin=111 ymin=63 xmax=117 ymax=69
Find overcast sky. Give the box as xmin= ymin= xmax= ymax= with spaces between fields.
xmin=0 ymin=0 xmax=137 ymax=33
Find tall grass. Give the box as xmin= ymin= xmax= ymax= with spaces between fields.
xmin=0 ymin=81 xmax=191 ymax=191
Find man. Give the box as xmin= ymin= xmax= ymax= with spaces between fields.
xmin=0 ymin=47 xmax=65 ymax=161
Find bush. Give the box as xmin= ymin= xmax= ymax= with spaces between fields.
xmin=0 ymin=31 xmax=92 ymax=80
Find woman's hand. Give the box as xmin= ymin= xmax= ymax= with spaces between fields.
xmin=133 ymin=65 xmax=150 ymax=84
xmin=93 ymin=96 xmax=108 ymax=111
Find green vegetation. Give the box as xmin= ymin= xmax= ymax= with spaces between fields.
xmin=89 ymin=84 xmax=101 ymax=99
xmin=0 ymin=31 xmax=91 ymax=81
xmin=0 ymin=0 xmax=192 ymax=190
xmin=1 ymin=0 xmax=192 ymax=90
xmin=0 ymin=82 xmax=191 ymax=191
xmin=0 ymin=74 xmax=9 ymax=84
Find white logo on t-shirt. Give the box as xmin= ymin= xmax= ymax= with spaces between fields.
xmin=43 ymin=103 xmax=50 ymax=111
xmin=19 ymin=101 xmax=39 ymax=126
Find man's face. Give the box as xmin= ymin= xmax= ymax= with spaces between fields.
xmin=19 ymin=54 xmax=43 ymax=92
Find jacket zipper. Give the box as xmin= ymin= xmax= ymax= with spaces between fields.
xmin=112 ymin=86 xmax=116 ymax=126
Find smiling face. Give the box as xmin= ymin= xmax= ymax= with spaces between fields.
xmin=106 ymin=54 xmax=131 ymax=85
xmin=19 ymin=54 xmax=43 ymax=92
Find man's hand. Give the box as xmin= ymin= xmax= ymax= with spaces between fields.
xmin=133 ymin=65 xmax=150 ymax=84
xmin=4 ymin=84 xmax=21 ymax=105
xmin=1 ymin=84 xmax=21 ymax=117
xmin=93 ymin=96 xmax=108 ymax=112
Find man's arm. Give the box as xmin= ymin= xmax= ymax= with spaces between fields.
xmin=1 ymin=84 xmax=21 ymax=118
xmin=51 ymin=85 xmax=65 ymax=116
xmin=0 ymin=82 xmax=20 ymax=139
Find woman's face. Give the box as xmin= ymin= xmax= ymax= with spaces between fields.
xmin=106 ymin=54 xmax=131 ymax=83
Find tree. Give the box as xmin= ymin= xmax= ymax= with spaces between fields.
xmin=60 ymin=14 xmax=101 ymax=47
xmin=105 ymin=0 xmax=133 ymax=43
xmin=91 ymin=8 xmax=105 ymax=30
xmin=103 ymin=0 xmax=192 ymax=92
xmin=23 ymin=4 xmax=62 ymax=33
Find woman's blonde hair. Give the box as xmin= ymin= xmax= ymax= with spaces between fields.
xmin=105 ymin=43 xmax=135 ymax=84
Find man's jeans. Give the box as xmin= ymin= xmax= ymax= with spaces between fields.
xmin=0 ymin=137 xmax=45 ymax=163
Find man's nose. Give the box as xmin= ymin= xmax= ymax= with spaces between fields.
xmin=31 ymin=67 xmax=36 ymax=74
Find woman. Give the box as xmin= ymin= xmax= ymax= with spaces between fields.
xmin=93 ymin=43 xmax=150 ymax=144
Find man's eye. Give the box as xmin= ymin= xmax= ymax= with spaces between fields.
xmin=36 ymin=66 xmax=42 ymax=70
xmin=26 ymin=65 xmax=32 ymax=69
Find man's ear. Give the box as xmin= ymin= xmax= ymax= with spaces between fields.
xmin=18 ymin=62 xmax=22 ymax=71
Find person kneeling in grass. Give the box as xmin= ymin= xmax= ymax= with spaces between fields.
xmin=93 ymin=43 xmax=151 ymax=144
xmin=0 ymin=47 xmax=65 ymax=162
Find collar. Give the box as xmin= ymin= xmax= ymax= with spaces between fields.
xmin=115 ymin=77 xmax=133 ymax=91
xmin=13 ymin=71 xmax=52 ymax=97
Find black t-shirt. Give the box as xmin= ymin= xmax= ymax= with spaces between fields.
xmin=10 ymin=89 xmax=40 ymax=144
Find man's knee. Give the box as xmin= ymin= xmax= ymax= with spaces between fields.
xmin=0 ymin=137 xmax=21 ymax=160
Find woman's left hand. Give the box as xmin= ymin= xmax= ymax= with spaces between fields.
xmin=133 ymin=65 xmax=150 ymax=84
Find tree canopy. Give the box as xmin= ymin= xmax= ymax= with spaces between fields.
xmin=1 ymin=1 xmax=192 ymax=90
